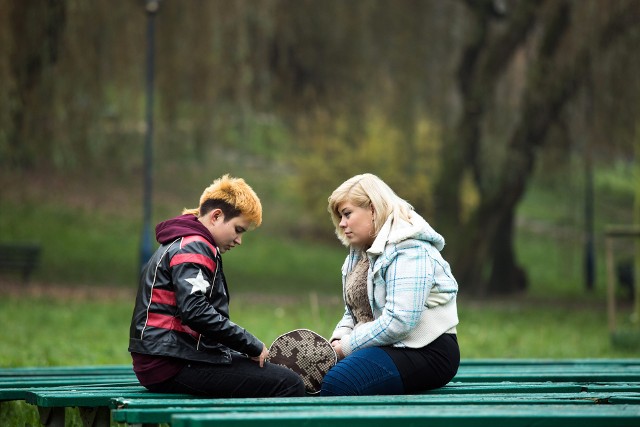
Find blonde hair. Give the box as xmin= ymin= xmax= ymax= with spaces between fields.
xmin=327 ymin=173 xmax=412 ymax=246
xmin=183 ymin=174 xmax=262 ymax=227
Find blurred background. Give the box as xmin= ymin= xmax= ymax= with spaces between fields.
xmin=1 ymin=0 xmax=640 ymax=368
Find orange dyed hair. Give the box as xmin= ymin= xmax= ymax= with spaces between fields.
xmin=183 ymin=174 xmax=262 ymax=227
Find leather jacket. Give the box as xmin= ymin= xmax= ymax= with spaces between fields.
xmin=128 ymin=224 xmax=263 ymax=364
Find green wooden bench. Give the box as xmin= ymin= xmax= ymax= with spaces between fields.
xmin=0 ymin=243 xmax=42 ymax=282
xmin=110 ymin=359 xmax=640 ymax=426
xmin=2 ymin=360 xmax=639 ymax=427
xmin=168 ymin=404 xmax=640 ymax=427
xmin=24 ymin=386 xmax=190 ymax=427
xmin=110 ymin=390 xmax=640 ymax=425
xmin=0 ymin=365 xmax=138 ymax=426
xmin=0 ymin=366 xmax=137 ymax=402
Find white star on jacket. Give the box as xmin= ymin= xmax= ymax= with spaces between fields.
xmin=185 ymin=269 xmax=210 ymax=294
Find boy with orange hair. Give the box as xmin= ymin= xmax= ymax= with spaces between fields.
xmin=129 ymin=175 xmax=304 ymax=397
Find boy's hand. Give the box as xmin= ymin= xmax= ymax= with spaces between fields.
xmin=251 ymin=344 xmax=269 ymax=367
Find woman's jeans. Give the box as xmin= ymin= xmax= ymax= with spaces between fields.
xmin=321 ymin=334 xmax=459 ymax=396
xmin=147 ymin=354 xmax=305 ymax=398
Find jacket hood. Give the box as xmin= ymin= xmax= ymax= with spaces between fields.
xmin=368 ymin=210 xmax=445 ymax=255
xmin=155 ymin=214 xmax=216 ymax=247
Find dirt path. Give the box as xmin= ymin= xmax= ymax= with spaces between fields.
xmin=0 ymin=280 xmax=136 ymax=301
xmin=0 ymin=279 xmax=342 ymax=306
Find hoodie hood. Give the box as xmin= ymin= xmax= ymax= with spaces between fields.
xmin=368 ymin=210 xmax=445 ymax=255
xmin=155 ymin=214 xmax=217 ymax=248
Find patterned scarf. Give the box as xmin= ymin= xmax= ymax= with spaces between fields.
xmin=345 ymin=256 xmax=374 ymax=325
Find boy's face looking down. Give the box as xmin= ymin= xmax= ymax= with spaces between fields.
xmin=201 ymin=208 xmax=251 ymax=253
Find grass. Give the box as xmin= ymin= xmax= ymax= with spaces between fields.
xmin=1 ymin=291 xmax=637 ymax=370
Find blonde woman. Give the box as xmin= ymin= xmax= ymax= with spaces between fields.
xmin=129 ymin=175 xmax=304 ymax=397
xmin=322 ymin=173 xmax=459 ymax=395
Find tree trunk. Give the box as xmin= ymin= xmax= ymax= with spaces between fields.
xmin=7 ymin=0 xmax=66 ymax=169
xmin=489 ymin=209 xmax=528 ymax=294
xmin=434 ymin=0 xmax=548 ymax=294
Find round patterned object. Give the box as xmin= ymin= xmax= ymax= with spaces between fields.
xmin=267 ymin=328 xmax=337 ymax=395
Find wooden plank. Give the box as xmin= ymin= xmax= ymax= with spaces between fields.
xmin=0 ymin=384 xmax=149 ymax=406
xmin=455 ymin=365 xmax=640 ymax=373
xmin=584 ymin=384 xmax=640 ymax=392
xmin=1 ymin=360 xmax=636 ymax=377
xmin=1 ymin=387 xmax=37 ymax=401
xmin=113 ymin=389 xmax=638 ymax=409
xmin=459 ymin=359 xmax=640 ymax=366
xmin=0 ymin=365 xmax=133 ymax=377
xmin=110 ymin=382 xmax=585 ymax=409
xmin=0 ymin=376 xmax=137 ymax=389
xmin=20 ymin=380 xmax=640 ymax=409
xmin=111 ymin=393 xmax=640 ymax=425
xmin=25 ymin=388 xmax=191 ymax=407
xmin=0 ymin=380 xmax=138 ymax=402
xmin=611 ymin=396 xmax=640 ymax=404
xmin=456 ymin=364 xmax=640 ymax=371
xmin=452 ymin=371 xmax=640 ymax=382
xmin=1 ymin=360 xmax=636 ymax=376
xmin=170 ymin=404 xmax=640 ymax=427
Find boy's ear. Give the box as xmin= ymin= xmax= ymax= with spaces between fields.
xmin=210 ymin=208 xmax=224 ymax=222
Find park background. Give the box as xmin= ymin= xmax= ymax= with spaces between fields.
xmin=1 ymin=0 xmax=640 ymax=387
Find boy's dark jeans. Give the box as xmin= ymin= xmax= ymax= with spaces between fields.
xmin=147 ymin=354 xmax=305 ymax=397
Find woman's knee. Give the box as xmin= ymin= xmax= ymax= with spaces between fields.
xmin=320 ymin=362 xmax=360 ymax=395
xmin=320 ymin=348 xmax=403 ymax=396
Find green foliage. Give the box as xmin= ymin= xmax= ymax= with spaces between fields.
xmin=595 ymin=160 xmax=638 ymax=205
xmin=0 ymin=402 xmax=41 ymax=427
xmin=293 ymin=111 xmax=442 ymax=235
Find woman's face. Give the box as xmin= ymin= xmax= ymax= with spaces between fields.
xmin=337 ymin=201 xmax=375 ymax=249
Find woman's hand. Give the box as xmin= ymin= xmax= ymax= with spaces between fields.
xmin=331 ymin=339 xmax=346 ymax=360
xmin=251 ymin=344 xmax=269 ymax=367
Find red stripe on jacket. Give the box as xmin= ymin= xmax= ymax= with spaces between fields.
xmin=170 ymin=253 xmax=215 ymax=272
xmin=167 ymin=235 xmax=217 ymax=272
xmin=146 ymin=312 xmax=199 ymax=339
xmin=151 ymin=288 xmax=176 ymax=306
xmin=181 ymin=235 xmax=217 ymax=256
